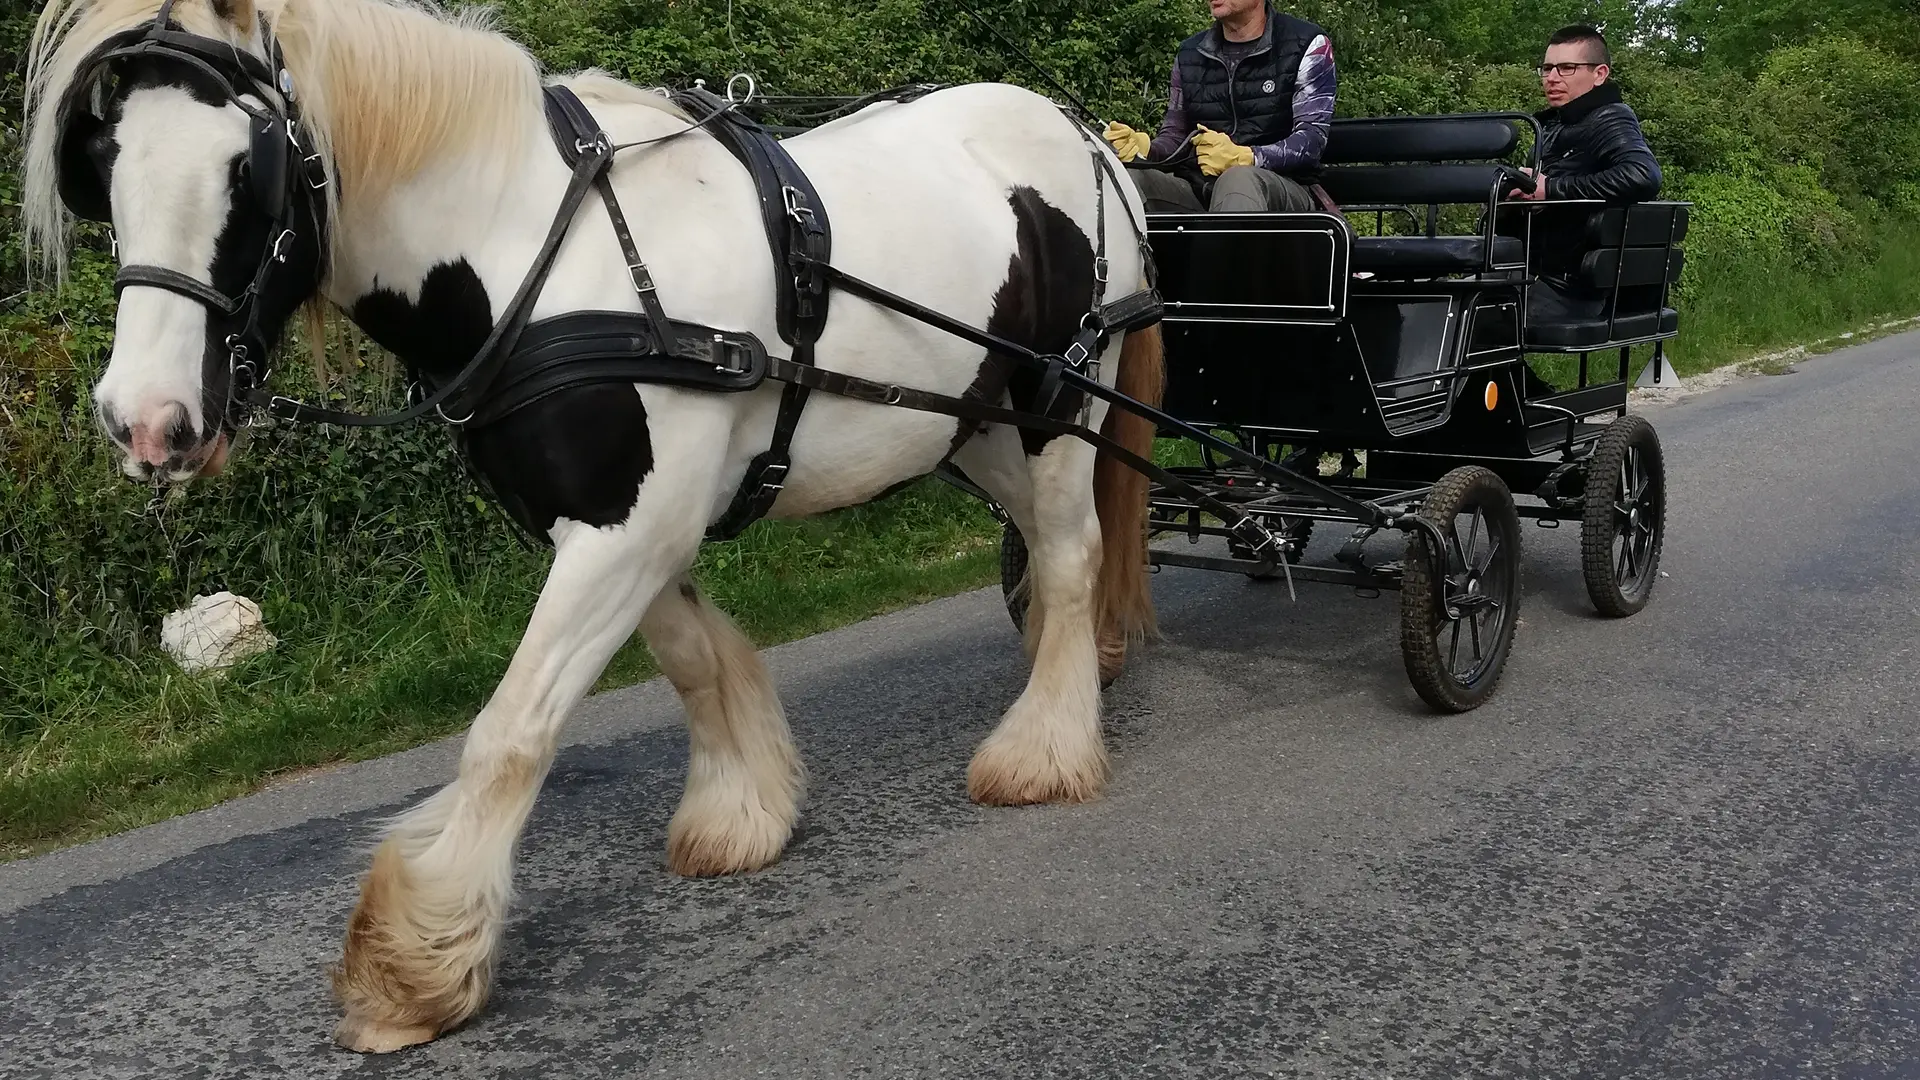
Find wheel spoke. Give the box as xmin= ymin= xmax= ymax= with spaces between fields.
xmin=1616 ymin=538 xmax=1633 ymax=582
xmin=1472 ymin=535 xmax=1502 ymax=578
xmin=1447 ymin=617 xmax=1463 ymax=670
xmin=1467 ymin=607 xmax=1484 ymax=666
xmin=1464 ymin=510 xmax=1483 ymax=573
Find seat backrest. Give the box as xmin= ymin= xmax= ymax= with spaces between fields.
xmin=1567 ymin=202 xmax=1691 ymax=317
xmin=1317 ymin=164 xmax=1517 ymax=208
xmin=1585 ymin=203 xmax=1691 ymax=248
xmin=1578 ymin=246 xmax=1685 ymax=290
xmin=1323 ymin=117 xmax=1522 ymax=165
xmin=1316 ymin=113 xmax=1534 ymax=242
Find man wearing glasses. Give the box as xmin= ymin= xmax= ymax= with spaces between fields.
xmin=1508 ymin=24 xmax=1663 ymax=323
xmin=1104 ymin=0 xmax=1335 ymax=214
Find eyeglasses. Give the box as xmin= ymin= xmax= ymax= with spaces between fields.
xmin=1537 ymin=62 xmax=1601 ymax=77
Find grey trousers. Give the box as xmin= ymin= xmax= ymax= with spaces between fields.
xmin=1129 ymin=165 xmax=1317 ymax=213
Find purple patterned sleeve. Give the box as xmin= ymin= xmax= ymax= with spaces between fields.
xmin=1148 ymin=61 xmax=1193 ymax=160
xmin=1251 ymin=34 xmax=1336 ymax=174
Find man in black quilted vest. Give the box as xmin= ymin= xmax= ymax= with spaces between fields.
xmin=1506 ymin=24 xmax=1662 ymax=324
xmin=1105 ymin=0 xmax=1335 ymax=214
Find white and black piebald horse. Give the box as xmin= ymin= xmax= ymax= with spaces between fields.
xmin=25 ymin=0 xmax=1163 ymax=1051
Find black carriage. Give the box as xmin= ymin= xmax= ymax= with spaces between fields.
xmin=995 ymin=111 xmax=1687 ymax=712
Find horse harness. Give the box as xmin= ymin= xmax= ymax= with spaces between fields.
xmin=56 ymin=6 xmax=1166 ymax=543
xmin=472 ymin=83 xmax=1165 ymax=541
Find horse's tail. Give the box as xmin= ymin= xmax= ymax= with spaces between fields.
xmin=1093 ymin=319 xmax=1165 ymax=682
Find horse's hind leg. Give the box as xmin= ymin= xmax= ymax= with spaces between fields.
xmin=331 ymin=504 xmax=704 ymax=1053
xmin=639 ymin=576 xmax=804 ymax=877
xmin=965 ymin=431 xmax=1108 ymax=805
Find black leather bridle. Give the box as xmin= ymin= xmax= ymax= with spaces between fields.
xmin=56 ymin=0 xmax=329 ymax=429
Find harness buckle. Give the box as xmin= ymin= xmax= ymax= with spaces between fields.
xmin=270 ymin=229 xmax=295 ymax=263
xmin=1063 ymin=340 xmax=1093 ymax=370
xmin=754 ymin=460 xmax=790 ymax=496
xmin=708 ymin=334 xmax=752 ymax=374
xmin=1094 ymin=257 xmax=1110 ymax=284
xmin=628 ymin=262 xmax=658 ymax=295
xmin=576 ymin=133 xmax=614 ymax=158
xmin=782 ymin=185 xmax=816 ymax=229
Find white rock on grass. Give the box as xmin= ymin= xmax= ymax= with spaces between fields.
xmin=160 ymin=591 xmax=278 ymax=674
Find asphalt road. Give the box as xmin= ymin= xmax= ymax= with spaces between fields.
xmin=5 ymin=332 xmax=1920 ymax=1079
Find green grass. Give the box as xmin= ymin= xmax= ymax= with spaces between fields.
xmin=0 ymin=479 xmax=1002 ymax=859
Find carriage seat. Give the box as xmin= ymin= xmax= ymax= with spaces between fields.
xmin=1522 ymin=203 xmax=1691 ymax=350
xmin=1319 ymin=117 xmax=1533 ymax=279
xmin=1527 ymin=307 xmax=1679 ymax=348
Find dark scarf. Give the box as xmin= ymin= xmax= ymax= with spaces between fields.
xmin=1537 ymin=80 xmax=1623 ymax=126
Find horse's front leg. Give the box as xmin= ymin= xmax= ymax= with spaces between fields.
xmin=330 ymin=493 xmax=704 ymax=1052
xmin=641 ymin=576 xmax=804 ymax=876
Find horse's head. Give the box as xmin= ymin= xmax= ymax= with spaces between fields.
xmin=31 ymin=0 xmax=328 ymax=482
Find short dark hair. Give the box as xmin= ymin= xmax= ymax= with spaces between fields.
xmin=1548 ymin=24 xmax=1611 ymax=66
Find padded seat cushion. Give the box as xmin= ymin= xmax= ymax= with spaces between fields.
xmin=1526 ymin=307 xmax=1678 ymax=348
xmin=1354 ymin=235 xmax=1523 ymax=274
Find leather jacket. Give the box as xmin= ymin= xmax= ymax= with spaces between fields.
xmin=1537 ymin=82 xmax=1661 ymax=203
xmin=1525 ymin=82 xmax=1663 ymax=287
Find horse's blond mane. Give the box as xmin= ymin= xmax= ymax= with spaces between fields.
xmin=23 ymin=0 xmax=687 ymax=282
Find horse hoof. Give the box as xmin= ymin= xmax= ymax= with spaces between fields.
xmin=334 ymin=1014 xmax=440 ymax=1054
xmin=966 ymin=742 xmax=1106 ymax=807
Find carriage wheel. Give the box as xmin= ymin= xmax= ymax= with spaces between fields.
xmin=1000 ymin=520 xmax=1031 ymax=634
xmin=1581 ymin=414 xmax=1665 ymax=618
xmin=1400 ymin=467 xmax=1522 ymax=713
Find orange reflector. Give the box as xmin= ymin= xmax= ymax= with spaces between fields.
xmin=1484 ymin=380 xmax=1500 ymax=411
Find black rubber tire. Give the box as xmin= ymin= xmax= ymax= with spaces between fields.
xmin=1400 ymin=466 xmax=1522 ymax=713
xmin=1581 ymin=414 xmax=1665 ymax=618
xmin=1000 ymin=520 xmax=1031 ymax=634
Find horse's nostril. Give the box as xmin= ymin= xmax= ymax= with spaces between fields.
xmin=98 ymin=404 xmax=132 ymax=446
xmin=163 ymin=412 xmax=200 ymax=454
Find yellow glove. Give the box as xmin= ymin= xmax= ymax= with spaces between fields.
xmin=1104 ymin=121 xmax=1151 ymax=162
xmin=1192 ymin=125 xmax=1255 ymax=177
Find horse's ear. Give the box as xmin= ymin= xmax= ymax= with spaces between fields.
xmin=210 ymin=0 xmax=256 ymax=29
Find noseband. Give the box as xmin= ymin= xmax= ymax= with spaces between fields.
xmin=61 ymin=0 xmax=329 ymax=428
